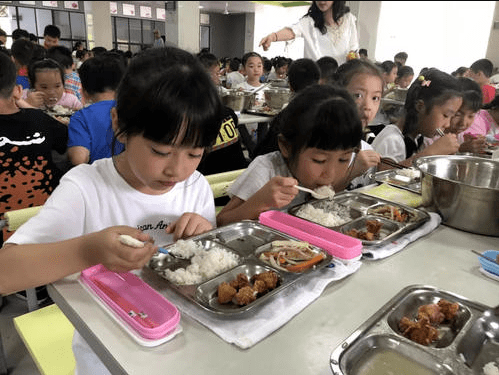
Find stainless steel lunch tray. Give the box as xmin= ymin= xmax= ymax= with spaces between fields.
xmin=330 ymin=285 xmax=496 ymax=375
xmin=147 ymin=221 xmax=332 ymax=315
xmin=375 ymin=169 xmax=422 ymax=194
xmin=288 ymin=192 xmax=430 ymax=247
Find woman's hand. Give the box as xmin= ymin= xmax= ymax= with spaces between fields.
xmin=425 ymin=133 xmax=460 ymax=155
xmin=259 ymin=34 xmax=275 ymax=51
xmin=251 ymin=176 xmax=298 ymax=210
xmin=166 ymin=213 xmax=213 ymax=241
xmin=460 ymin=134 xmax=487 ymax=153
xmin=86 ymin=226 xmax=158 ymax=273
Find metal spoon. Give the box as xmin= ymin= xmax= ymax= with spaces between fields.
xmin=294 ymin=185 xmax=334 ymax=200
xmin=119 ymin=234 xmax=171 ymax=256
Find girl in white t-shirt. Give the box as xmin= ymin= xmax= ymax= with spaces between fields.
xmin=4 ymin=47 xmax=224 ymax=374
xmin=235 ymin=52 xmax=264 ymax=92
xmin=217 ymin=84 xmax=363 ymax=226
xmin=335 ymin=59 xmax=383 ymax=189
xmin=372 ymin=68 xmax=462 ymax=166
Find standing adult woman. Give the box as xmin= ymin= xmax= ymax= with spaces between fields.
xmin=259 ymin=1 xmax=358 ymax=65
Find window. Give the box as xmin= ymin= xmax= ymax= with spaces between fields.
xmin=112 ymin=17 xmax=165 ymax=51
xmin=200 ymin=25 xmax=210 ymax=50
xmin=376 ymin=1 xmax=495 ymax=76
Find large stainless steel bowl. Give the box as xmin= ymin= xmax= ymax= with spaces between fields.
xmin=264 ymin=88 xmax=292 ymax=110
xmin=221 ymin=89 xmax=255 ymax=112
xmin=414 ymin=155 xmax=499 ymax=236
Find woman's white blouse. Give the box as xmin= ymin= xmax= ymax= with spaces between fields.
xmin=290 ymin=12 xmax=359 ymax=64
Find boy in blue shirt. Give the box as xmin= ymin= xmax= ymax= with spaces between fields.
xmin=67 ymin=52 xmax=126 ymax=165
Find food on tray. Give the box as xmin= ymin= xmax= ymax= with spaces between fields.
xmin=258 ymin=240 xmax=326 ymax=272
xmin=313 ymin=185 xmax=335 ymax=199
xmin=217 ymin=271 xmax=279 ymax=306
xmin=345 ymin=220 xmax=383 ymax=241
xmin=295 ymin=202 xmax=352 ymax=227
xmin=162 ymin=240 xmax=239 ymax=285
xmin=369 ymin=205 xmax=414 ymax=223
xmin=398 ymin=299 xmax=459 ymax=346
xmin=167 ymin=239 xmax=204 ymax=259
xmin=397 ymin=168 xmax=421 ymax=180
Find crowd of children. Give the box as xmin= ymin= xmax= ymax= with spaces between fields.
xmin=1 ymin=21 xmax=499 ymax=374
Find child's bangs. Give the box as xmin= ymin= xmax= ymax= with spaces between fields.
xmin=125 ymin=65 xmax=222 ymax=148
xmin=306 ymin=97 xmax=362 ymax=151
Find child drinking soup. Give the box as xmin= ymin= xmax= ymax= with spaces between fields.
xmin=334 ymin=59 xmax=382 ymax=189
xmin=25 ymin=58 xmax=82 ymax=111
xmin=217 ymin=84 xmax=363 ymax=226
xmin=3 ymin=47 xmax=224 ymax=374
xmin=372 ymin=68 xmax=462 ymax=166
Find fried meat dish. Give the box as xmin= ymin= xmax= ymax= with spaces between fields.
xmin=217 ymin=271 xmax=279 ymax=306
xmin=398 ymin=299 xmax=459 ymax=346
xmin=345 ymin=219 xmax=383 ymax=241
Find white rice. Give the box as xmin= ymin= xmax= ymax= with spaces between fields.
xmin=483 ymin=362 xmax=499 ymax=375
xmin=295 ymin=202 xmax=351 ymax=227
xmin=168 ymin=239 xmax=205 ymax=258
xmin=398 ymin=168 xmax=421 ymax=180
xmin=163 ymin=240 xmax=239 ymax=285
xmin=314 ymin=186 xmax=335 ymax=199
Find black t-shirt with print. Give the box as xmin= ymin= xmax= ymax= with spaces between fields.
xmin=0 ymin=108 xmax=68 ymax=213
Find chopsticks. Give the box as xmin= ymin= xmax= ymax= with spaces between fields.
xmin=435 ymin=128 xmax=445 ymax=137
xmin=380 ymin=157 xmax=406 ymax=170
xmin=471 ymin=250 xmax=499 ymax=265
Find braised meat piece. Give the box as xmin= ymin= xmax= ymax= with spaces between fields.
xmin=229 ymin=273 xmax=250 ymax=289
xmin=365 ymin=219 xmax=383 ymax=235
xmin=437 ymin=299 xmax=459 ymax=321
xmin=234 ymin=286 xmax=257 ymax=305
xmin=217 ymin=282 xmax=237 ymax=304
xmin=399 ymin=316 xmax=439 ymax=346
xmin=253 ymin=279 xmax=268 ymax=294
xmin=252 ymin=271 xmax=279 ymax=290
xmin=418 ymin=303 xmax=445 ymax=324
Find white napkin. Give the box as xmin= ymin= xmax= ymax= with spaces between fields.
xmin=159 ymin=259 xmax=361 ymax=349
xmin=362 ymin=212 xmax=442 ymax=260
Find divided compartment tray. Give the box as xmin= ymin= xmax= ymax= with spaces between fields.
xmin=147 ymin=221 xmax=332 ymax=315
xmin=79 ymin=264 xmax=181 ymax=346
xmin=375 ymin=169 xmax=422 ymax=194
xmin=287 ymin=191 xmax=430 ymax=247
xmin=330 ymin=285 xmax=496 ymax=375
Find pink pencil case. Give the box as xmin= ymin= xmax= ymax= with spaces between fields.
xmin=80 ymin=265 xmax=180 ymax=343
xmin=259 ymin=210 xmax=362 ymax=261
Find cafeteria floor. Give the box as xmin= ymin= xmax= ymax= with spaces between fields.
xmin=0 ymin=295 xmax=44 ymax=375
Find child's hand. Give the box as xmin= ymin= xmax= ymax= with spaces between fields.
xmin=26 ymin=91 xmax=45 ymax=108
xmin=351 ymin=150 xmax=381 ymax=178
xmin=253 ymin=176 xmax=298 ymax=210
xmin=86 ymin=226 xmax=158 ymax=273
xmin=426 ymin=133 xmax=460 ymax=155
xmin=460 ymin=134 xmax=487 ymax=153
xmin=166 ymin=213 xmax=213 ymax=241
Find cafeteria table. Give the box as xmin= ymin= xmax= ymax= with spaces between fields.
xmin=48 ymin=223 xmax=499 ymax=375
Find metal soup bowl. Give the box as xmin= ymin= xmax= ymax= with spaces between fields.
xmin=264 ymin=88 xmax=292 ymax=110
xmin=221 ymin=89 xmax=255 ymax=112
xmin=414 ymin=155 xmax=499 ymax=236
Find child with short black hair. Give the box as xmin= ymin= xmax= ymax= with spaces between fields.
xmin=10 ymin=39 xmax=35 ymax=89
xmin=226 ymin=57 xmax=244 ymax=88
xmin=67 ymin=52 xmax=126 ymax=165
xmin=268 ymin=56 xmax=289 ymax=80
xmin=395 ymin=65 xmax=414 ymax=89
xmin=288 ymin=58 xmax=320 ymax=92
xmin=380 ymin=60 xmax=398 ymax=91
xmin=235 ymin=52 xmax=264 ymax=91
xmin=47 ymin=45 xmax=83 ymax=102
xmin=3 ymin=46 xmax=225 ymax=374
xmin=217 ymin=84 xmax=362 ymax=226
xmin=317 ymin=56 xmax=338 ymax=85
xmin=469 ymin=58 xmax=495 ymax=104
xmin=43 ymin=24 xmax=60 ymax=49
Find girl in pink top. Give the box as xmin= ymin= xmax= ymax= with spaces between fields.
xmin=465 ymin=96 xmax=499 ymax=141
xmin=23 ymin=58 xmax=83 ymax=111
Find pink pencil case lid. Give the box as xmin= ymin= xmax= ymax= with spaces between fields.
xmin=80 ymin=265 xmax=180 ymax=341
xmin=259 ymin=210 xmax=362 ymax=261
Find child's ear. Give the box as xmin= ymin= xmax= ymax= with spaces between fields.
xmin=12 ymin=84 xmax=23 ymax=101
xmin=277 ymin=134 xmax=290 ymax=158
xmin=415 ymin=99 xmax=425 ymax=114
xmin=111 ymin=107 xmax=126 ymax=143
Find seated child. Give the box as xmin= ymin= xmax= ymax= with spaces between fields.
xmin=465 ymin=95 xmax=499 ymax=142
xmin=394 ymin=65 xmax=414 ymax=89
xmin=0 ymin=52 xmax=68 ymax=242
xmin=469 ymin=58 xmax=496 ymax=104
xmin=216 ymin=84 xmax=363 ymax=226
xmin=235 ymin=52 xmax=264 ymax=92
xmin=3 ymin=46 xmax=224 ymax=374
xmin=268 ymin=56 xmax=289 ymax=81
xmin=317 ymin=56 xmax=338 ymax=85
xmin=24 ymin=58 xmax=82 ymax=112
xmin=380 ymin=60 xmax=398 ymax=92
xmin=47 ymin=45 xmax=83 ymax=102
xmin=288 ymin=58 xmax=320 ymax=92
xmin=226 ymin=58 xmax=245 ymax=88
xmin=67 ymin=52 xmax=126 ymax=165
xmin=11 ymin=39 xmax=35 ymax=89
xmin=372 ymin=69 xmax=462 ymax=166
xmin=425 ymin=77 xmax=486 ymax=153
